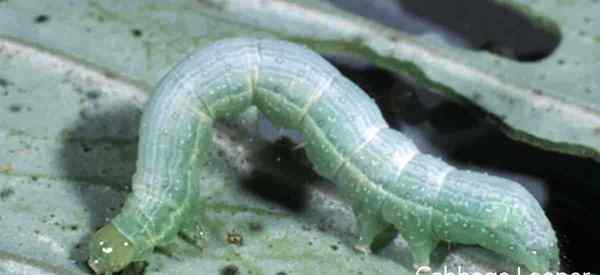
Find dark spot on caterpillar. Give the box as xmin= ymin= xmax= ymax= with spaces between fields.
xmin=34 ymin=229 xmax=40 ymax=234
xmin=557 ymin=59 xmax=566 ymax=65
xmin=85 ymin=90 xmax=101 ymax=100
xmin=330 ymin=244 xmax=338 ymax=251
xmin=9 ymin=104 xmax=22 ymax=113
xmin=248 ymin=222 xmax=262 ymax=232
xmin=226 ymin=231 xmax=243 ymax=246
xmin=221 ymin=264 xmax=240 ymax=275
xmin=308 ymin=241 xmax=313 ymax=246
xmin=0 ymin=188 xmax=15 ymax=201
xmin=131 ymin=29 xmax=143 ymax=37
xmin=276 ymin=272 xmax=287 ymax=275
xmin=532 ymin=89 xmax=543 ymax=95
xmin=31 ymin=176 xmax=38 ymax=181
xmin=34 ymin=14 xmax=49 ymax=24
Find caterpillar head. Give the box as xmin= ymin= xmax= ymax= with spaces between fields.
xmin=495 ymin=201 xmax=560 ymax=273
xmin=88 ymin=223 xmax=136 ymax=274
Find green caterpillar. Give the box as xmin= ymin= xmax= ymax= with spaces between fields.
xmin=88 ymin=38 xmax=559 ymax=274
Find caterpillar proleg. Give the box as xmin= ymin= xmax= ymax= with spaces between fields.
xmin=88 ymin=38 xmax=559 ymax=273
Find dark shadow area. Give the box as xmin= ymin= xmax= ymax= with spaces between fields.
xmin=333 ymin=58 xmax=484 ymax=136
xmin=61 ymin=104 xmax=140 ymax=223
xmin=60 ymin=101 xmax=141 ymax=273
xmin=329 ymin=0 xmax=561 ymax=61
xmin=239 ymin=171 xmax=310 ymax=212
xmin=334 ymin=61 xmax=431 ymax=128
xmin=239 ymin=138 xmax=320 ymax=212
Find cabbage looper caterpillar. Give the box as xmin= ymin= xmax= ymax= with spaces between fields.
xmin=87 ymin=38 xmax=559 ymax=274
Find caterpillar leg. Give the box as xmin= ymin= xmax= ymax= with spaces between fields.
xmin=382 ymin=198 xmax=438 ymax=271
xmin=155 ymin=243 xmax=185 ymax=261
xmin=352 ymin=208 xmax=393 ymax=254
xmin=403 ymin=237 xmax=439 ymax=272
xmin=155 ymin=223 xmax=207 ymax=261
xmin=178 ymin=219 xmax=208 ymax=249
xmin=178 ymin=199 xmax=208 ymax=249
xmin=341 ymin=184 xmax=393 ymax=254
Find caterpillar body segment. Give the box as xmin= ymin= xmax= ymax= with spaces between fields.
xmin=88 ymin=38 xmax=559 ymax=274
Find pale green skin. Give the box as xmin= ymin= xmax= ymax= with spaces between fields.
xmin=88 ymin=38 xmax=559 ymax=274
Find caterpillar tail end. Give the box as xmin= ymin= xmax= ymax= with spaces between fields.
xmin=88 ymin=223 xmax=136 ymax=274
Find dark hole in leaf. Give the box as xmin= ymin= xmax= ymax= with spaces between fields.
xmin=85 ymin=90 xmax=101 ymax=100
xmin=0 ymin=78 xmax=11 ymax=87
xmin=329 ymin=0 xmax=561 ymax=62
xmin=34 ymin=14 xmax=49 ymax=24
xmin=9 ymin=104 xmax=22 ymax=113
xmin=131 ymin=29 xmax=143 ymax=37
xmin=0 ymin=188 xmax=15 ymax=201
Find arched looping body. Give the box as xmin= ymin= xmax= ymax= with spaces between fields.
xmin=88 ymin=38 xmax=559 ymax=274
